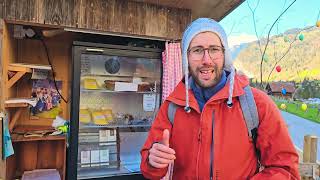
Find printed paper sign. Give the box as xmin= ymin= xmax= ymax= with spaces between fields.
xmin=99 ymin=130 xmax=116 ymax=145
xmin=100 ymin=149 xmax=110 ymax=165
xmin=143 ymin=94 xmax=156 ymax=111
xmin=31 ymin=69 xmax=49 ymax=79
xmin=80 ymin=151 xmax=90 ymax=167
xmin=90 ymin=150 xmax=100 ymax=167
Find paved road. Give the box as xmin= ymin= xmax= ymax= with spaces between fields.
xmin=281 ymin=111 xmax=320 ymax=161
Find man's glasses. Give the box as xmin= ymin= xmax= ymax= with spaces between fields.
xmin=188 ymin=45 xmax=224 ymax=60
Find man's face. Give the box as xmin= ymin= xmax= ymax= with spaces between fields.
xmin=188 ymin=32 xmax=225 ymax=88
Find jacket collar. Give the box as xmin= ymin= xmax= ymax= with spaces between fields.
xmin=166 ymin=73 xmax=250 ymax=113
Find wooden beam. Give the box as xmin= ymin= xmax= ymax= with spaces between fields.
xmin=7 ymin=71 xmax=26 ymax=88
xmin=7 ymin=65 xmax=31 ymax=72
xmin=8 ymin=63 xmax=51 ymax=71
xmin=9 ymin=108 xmax=23 ymax=132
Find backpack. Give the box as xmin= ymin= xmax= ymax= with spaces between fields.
xmin=163 ymin=85 xmax=260 ymax=180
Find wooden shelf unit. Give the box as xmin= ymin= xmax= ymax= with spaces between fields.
xmin=1 ymin=23 xmax=68 ymax=180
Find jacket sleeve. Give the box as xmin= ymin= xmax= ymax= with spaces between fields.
xmin=250 ymin=88 xmax=300 ymax=180
xmin=140 ymin=101 xmax=173 ymax=180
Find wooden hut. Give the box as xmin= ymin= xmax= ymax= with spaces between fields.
xmin=266 ymin=81 xmax=296 ymax=99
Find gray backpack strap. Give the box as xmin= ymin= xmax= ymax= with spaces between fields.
xmin=239 ymin=85 xmax=262 ymax=171
xmin=168 ymin=102 xmax=178 ymax=125
xmin=239 ymin=86 xmax=259 ymax=138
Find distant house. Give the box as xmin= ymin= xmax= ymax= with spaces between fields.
xmin=266 ymin=82 xmax=296 ymax=99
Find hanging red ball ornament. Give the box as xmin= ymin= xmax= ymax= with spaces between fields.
xmin=276 ymin=65 xmax=281 ymax=72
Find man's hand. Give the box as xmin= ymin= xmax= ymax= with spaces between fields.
xmin=148 ymin=129 xmax=176 ymax=168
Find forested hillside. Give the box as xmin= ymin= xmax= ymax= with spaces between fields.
xmin=234 ymin=26 xmax=320 ymax=82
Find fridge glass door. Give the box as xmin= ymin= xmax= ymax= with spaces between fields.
xmin=76 ymin=46 xmax=161 ymax=179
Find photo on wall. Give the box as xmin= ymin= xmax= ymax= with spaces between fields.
xmin=30 ymin=79 xmax=62 ymax=119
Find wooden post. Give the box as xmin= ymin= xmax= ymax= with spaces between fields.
xmin=304 ymin=135 xmax=318 ymax=163
xmin=0 ymin=18 xmax=6 ymax=180
xmin=310 ymin=136 xmax=318 ymax=163
xmin=303 ymin=135 xmax=312 ymax=163
xmin=301 ymin=135 xmax=319 ymax=179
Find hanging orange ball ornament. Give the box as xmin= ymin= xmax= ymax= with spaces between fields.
xmin=316 ymin=20 xmax=320 ymax=27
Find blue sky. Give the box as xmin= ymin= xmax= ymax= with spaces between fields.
xmin=221 ymin=0 xmax=320 ymax=47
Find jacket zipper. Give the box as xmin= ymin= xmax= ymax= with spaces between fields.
xmin=210 ymin=112 xmax=215 ymax=180
xmin=215 ymin=170 xmax=219 ymax=180
xmin=196 ymin=129 xmax=202 ymax=180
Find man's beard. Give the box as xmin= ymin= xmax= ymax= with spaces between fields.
xmin=189 ymin=65 xmax=223 ymax=88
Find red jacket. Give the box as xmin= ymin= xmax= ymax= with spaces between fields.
xmin=140 ymin=74 xmax=300 ymax=180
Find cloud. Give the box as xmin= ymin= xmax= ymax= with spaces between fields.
xmin=228 ymin=34 xmax=257 ymax=48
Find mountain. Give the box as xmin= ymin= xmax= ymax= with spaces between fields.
xmin=233 ymin=26 xmax=320 ymax=82
xmin=230 ymin=43 xmax=249 ymax=60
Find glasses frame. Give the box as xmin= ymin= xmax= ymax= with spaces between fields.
xmin=188 ymin=45 xmax=225 ymax=60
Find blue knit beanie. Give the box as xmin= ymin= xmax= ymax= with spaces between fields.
xmin=181 ymin=18 xmax=235 ymax=112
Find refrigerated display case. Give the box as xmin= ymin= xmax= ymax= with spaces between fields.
xmin=69 ymin=41 xmax=162 ymax=179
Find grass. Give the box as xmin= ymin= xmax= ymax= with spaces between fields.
xmin=274 ymin=99 xmax=320 ymax=124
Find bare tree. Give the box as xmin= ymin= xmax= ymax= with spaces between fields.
xmin=227 ymin=15 xmax=250 ymax=36
xmin=259 ymin=0 xmax=297 ymax=88
xmin=265 ymin=26 xmax=314 ymax=83
xmin=246 ymin=0 xmax=297 ymax=88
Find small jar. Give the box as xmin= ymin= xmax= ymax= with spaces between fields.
xmin=79 ymin=106 xmax=91 ymax=124
xmin=101 ymin=107 xmax=114 ymax=124
xmin=92 ymin=109 xmax=107 ymax=125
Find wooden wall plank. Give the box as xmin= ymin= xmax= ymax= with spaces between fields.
xmin=44 ymin=0 xmax=64 ymax=25
xmin=166 ymin=8 xmax=179 ymax=39
xmin=0 ymin=0 xmax=4 ymax=19
xmin=100 ymin=0 xmax=113 ymax=31
xmin=2 ymin=0 xmax=191 ymax=39
xmin=62 ymin=0 xmax=76 ymax=27
xmin=167 ymin=8 xmax=191 ymax=39
xmin=18 ymin=142 xmax=38 ymax=171
xmin=0 ymin=19 xmax=3 ymax=112
xmin=6 ymin=148 xmax=16 ymax=180
xmin=89 ymin=0 xmax=103 ymax=30
xmin=36 ymin=0 xmax=45 ymax=24
xmin=16 ymin=0 xmax=35 ymax=23
xmin=4 ymin=0 xmax=17 ymax=20
xmin=110 ymin=0 xmax=123 ymax=32
xmin=0 ymin=17 xmax=5 ymax=180
xmin=145 ymin=3 xmax=167 ymax=38
xmin=126 ymin=1 xmax=145 ymax=35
